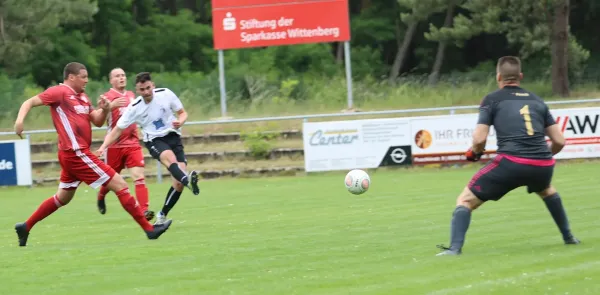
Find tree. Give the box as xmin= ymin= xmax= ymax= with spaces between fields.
xmin=425 ymin=0 xmax=589 ymax=97
xmin=389 ymin=0 xmax=446 ymax=82
xmin=29 ymin=29 xmax=99 ymax=87
xmin=551 ymin=0 xmax=569 ymax=97
xmin=91 ymin=0 xmax=135 ymax=75
xmin=426 ymin=0 xmax=459 ymax=85
xmin=0 ymin=0 xmax=98 ymax=75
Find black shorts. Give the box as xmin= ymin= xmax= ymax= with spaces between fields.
xmin=468 ymin=154 xmax=555 ymax=201
xmin=144 ymin=132 xmax=187 ymax=164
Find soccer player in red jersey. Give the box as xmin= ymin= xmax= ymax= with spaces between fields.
xmin=96 ymin=68 xmax=154 ymax=221
xmin=12 ymin=62 xmax=172 ymax=247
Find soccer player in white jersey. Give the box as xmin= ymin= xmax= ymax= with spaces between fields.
xmin=96 ymin=72 xmax=200 ymax=225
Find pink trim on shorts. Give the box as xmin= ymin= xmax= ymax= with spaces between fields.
xmin=502 ymin=154 xmax=555 ymax=167
xmin=468 ymin=155 xmax=504 ymax=189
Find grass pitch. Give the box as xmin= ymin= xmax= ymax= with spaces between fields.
xmin=0 ymin=162 xmax=598 ymax=295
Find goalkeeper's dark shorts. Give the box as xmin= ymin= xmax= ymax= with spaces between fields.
xmin=467 ymin=154 xmax=555 ymax=202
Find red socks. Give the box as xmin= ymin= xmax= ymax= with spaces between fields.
xmin=24 ymin=190 xmax=154 ymax=233
xmin=115 ymin=188 xmax=154 ymax=232
xmin=100 ymin=179 xmax=149 ymax=212
xmin=25 ymin=195 xmax=64 ymax=231
xmin=97 ymin=185 xmax=110 ymax=201
xmin=134 ymin=178 xmax=149 ymax=212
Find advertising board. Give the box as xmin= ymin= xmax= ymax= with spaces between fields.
xmin=0 ymin=139 xmax=32 ymax=186
xmin=303 ymin=107 xmax=600 ymax=171
xmin=212 ymin=0 xmax=350 ymax=49
xmin=302 ymin=118 xmax=412 ymax=172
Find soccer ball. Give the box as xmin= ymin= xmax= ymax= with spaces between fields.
xmin=344 ymin=169 xmax=370 ymax=195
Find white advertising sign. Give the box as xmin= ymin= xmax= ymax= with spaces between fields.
xmin=302 ymin=118 xmax=412 ymax=172
xmin=0 ymin=139 xmax=33 ymax=186
xmin=552 ymin=107 xmax=600 ymax=159
xmin=409 ymin=107 xmax=600 ymax=163
xmin=302 ymin=107 xmax=600 ymax=171
xmin=409 ymin=113 xmax=498 ymax=164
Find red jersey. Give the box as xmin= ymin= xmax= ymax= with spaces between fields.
xmin=104 ymin=88 xmax=140 ymax=148
xmin=39 ymin=84 xmax=94 ymax=152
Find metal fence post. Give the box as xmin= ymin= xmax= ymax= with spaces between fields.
xmin=156 ymin=160 xmax=162 ymax=183
xmin=26 ymin=134 xmax=33 ymax=189
xmin=218 ymin=50 xmax=227 ymax=118
xmin=303 ymin=117 xmax=308 ymax=176
xmin=344 ymin=41 xmax=354 ymax=110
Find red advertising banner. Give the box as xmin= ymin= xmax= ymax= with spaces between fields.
xmin=211 ymin=0 xmax=350 ymax=50
xmin=213 ymin=0 xmax=312 ymax=9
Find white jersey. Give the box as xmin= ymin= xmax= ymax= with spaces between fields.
xmin=116 ymin=87 xmax=184 ymax=142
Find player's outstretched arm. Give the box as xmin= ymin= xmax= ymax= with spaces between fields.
xmin=168 ymin=89 xmax=187 ymax=129
xmin=471 ymin=95 xmax=493 ymax=155
xmin=464 ymin=124 xmax=489 ymax=161
xmin=471 ymin=124 xmax=490 ymax=153
xmin=14 ymin=96 xmax=44 ymax=138
xmin=543 ymin=104 xmax=564 ymax=155
xmin=545 ymin=124 xmax=565 ymax=155
xmin=96 ymin=106 xmax=137 ymax=156
xmin=172 ymin=108 xmax=188 ymax=129
xmin=96 ymin=127 xmax=124 ymax=156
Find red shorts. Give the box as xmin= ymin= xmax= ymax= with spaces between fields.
xmin=104 ymin=146 xmax=145 ymax=172
xmin=58 ymin=149 xmax=117 ymax=190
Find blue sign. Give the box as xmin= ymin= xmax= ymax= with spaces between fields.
xmin=0 ymin=142 xmax=17 ymax=186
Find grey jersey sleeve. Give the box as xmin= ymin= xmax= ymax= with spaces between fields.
xmin=544 ymin=104 xmax=556 ymax=127
xmin=477 ymin=95 xmax=494 ymax=126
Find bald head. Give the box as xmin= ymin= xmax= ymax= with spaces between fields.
xmin=109 ymin=68 xmax=127 ymax=90
xmin=496 ymin=56 xmax=522 ymax=84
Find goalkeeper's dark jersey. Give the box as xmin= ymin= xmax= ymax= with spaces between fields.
xmin=477 ymin=85 xmax=554 ymax=160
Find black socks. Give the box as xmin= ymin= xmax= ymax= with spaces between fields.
xmin=168 ymin=163 xmax=189 ymax=186
xmin=543 ymin=193 xmax=573 ymax=240
xmin=161 ymin=186 xmax=183 ymax=216
xmin=450 ymin=205 xmax=472 ymax=251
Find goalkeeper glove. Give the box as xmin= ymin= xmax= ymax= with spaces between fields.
xmin=465 ymin=147 xmax=484 ymax=162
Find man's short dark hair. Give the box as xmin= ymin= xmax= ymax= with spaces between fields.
xmin=496 ymin=56 xmax=521 ymax=82
xmin=135 ymin=72 xmax=152 ymax=84
xmin=63 ymin=62 xmax=87 ymax=80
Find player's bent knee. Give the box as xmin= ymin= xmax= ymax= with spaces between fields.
xmin=457 ymin=187 xmax=484 ymax=210
xmin=106 ymin=173 xmax=128 ymax=192
xmin=172 ymin=181 xmax=184 ymax=191
xmin=159 ymin=150 xmax=178 ymax=166
xmin=56 ymin=188 xmax=77 ymax=205
xmin=129 ymin=167 xmax=145 ymax=180
xmin=536 ymin=185 xmax=557 ymax=199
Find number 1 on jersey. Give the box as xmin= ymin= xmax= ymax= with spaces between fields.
xmin=520 ymin=105 xmax=534 ymax=135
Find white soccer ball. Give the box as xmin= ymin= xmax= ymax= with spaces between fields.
xmin=344 ymin=169 xmax=371 ymax=195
